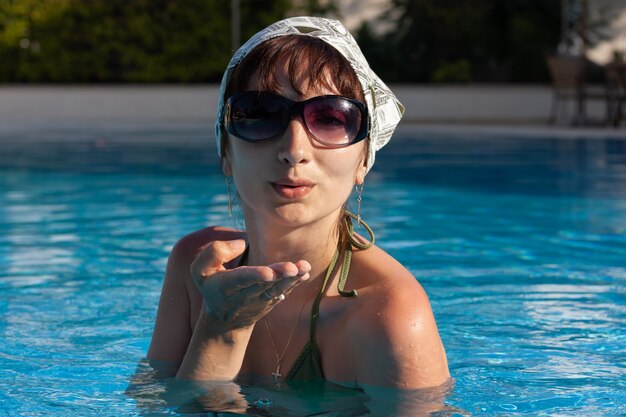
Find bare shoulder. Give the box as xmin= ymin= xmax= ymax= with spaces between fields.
xmin=168 ymin=226 xmax=246 ymax=312
xmin=147 ymin=225 xmax=244 ymax=364
xmin=171 ymin=226 xmax=246 ymax=263
xmin=346 ymin=246 xmax=450 ymax=388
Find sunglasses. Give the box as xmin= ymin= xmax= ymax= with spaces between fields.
xmin=223 ymin=92 xmax=369 ymax=147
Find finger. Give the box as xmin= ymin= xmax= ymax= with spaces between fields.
xmin=213 ymin=260 xmax=311 ymax=301
xmin=293 ymin=260 xmax=312 ymax=275
xmin=191 ymin=239 xmax=246 ymax=280
xmin=220 ymin=268 xmax=311 ymax=326
xmin=225 ymin=270 xmax=304 ymax=304
xmin=259 ymin=287 xmax=286 ymax=302
xmin=267 ymin=262 xmax=299 ymax=277
xmin=254 ymin=260 xmax=311 ymax=297
xmin=222 ymin=260 xmax=308 ymax=292
xmin=220 ymin=265 xmax=280 ymax=292
xmin=256 ymin=271 xmax=311 ymax=304
xmin=266 ymin=259 xmax=311 ymax=278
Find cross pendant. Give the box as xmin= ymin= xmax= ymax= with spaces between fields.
xmin=272 ymin=365 xmax=282 ymax=383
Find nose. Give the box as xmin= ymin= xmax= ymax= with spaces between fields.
xmin=276 ymin=117 xmax=312 ymax=166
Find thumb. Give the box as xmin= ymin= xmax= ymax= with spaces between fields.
xmin=191 ymin=239 xmax=246 ymax=280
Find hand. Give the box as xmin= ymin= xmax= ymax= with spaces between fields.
xmin=190 ymin=239 xmax=311 ymax=330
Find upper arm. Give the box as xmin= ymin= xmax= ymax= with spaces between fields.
xmin=351 ymin=275 xmax=450 ymax=389
xmin=147 ymin=237 xmax=197 ymax=366
xmin=147 ymin=226 xmax=245 ymax=369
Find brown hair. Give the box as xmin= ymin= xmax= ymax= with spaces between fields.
xmin=220 ymin=35 xmax=365 ymax=157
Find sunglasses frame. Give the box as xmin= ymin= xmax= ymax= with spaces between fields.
xmin=223 ymin=91 xmax=370 ymax=148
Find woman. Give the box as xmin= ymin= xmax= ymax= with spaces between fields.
xmin=148 ymin=16 xmax=449 ymax=390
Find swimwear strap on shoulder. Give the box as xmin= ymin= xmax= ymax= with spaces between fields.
xmin=337 ymin=211 xmax=376 ymax=297
xmin=337 ymin=244 xmax=357 ymax=297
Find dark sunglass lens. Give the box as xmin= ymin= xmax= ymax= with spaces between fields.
xmin=304 ymin=98 xmax=362 ymax=145
xmin=230 ymin=94 xmax=288 ymax=141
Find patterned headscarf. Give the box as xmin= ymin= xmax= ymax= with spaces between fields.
xmin=216 ymin=16 xmax=404 ymax=171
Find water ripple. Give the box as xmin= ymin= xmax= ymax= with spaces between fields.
xmin=1 ymin=132 xmax=626 ymax=416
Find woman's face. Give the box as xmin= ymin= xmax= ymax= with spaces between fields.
xmin=222 ymin=58 xmax=367 ymax=228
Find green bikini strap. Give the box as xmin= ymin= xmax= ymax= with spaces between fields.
xmin=310 ymin=246 xmax=339 ymax=340
xmin=343 ymin=211 xmax=375 ymax=251
xmin=337 ymin=244 xmax=356 ymax=297
xmin=337 ymin=211 xmax=376 ymax=297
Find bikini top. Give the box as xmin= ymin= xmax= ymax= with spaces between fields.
xmin=239 ymin=212 xmax=375 ymax=383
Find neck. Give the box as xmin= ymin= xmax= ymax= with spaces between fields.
xmin=242 ymin=209 xmax=343 ymax=279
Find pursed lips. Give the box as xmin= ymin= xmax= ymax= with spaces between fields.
xmin=270 ymin=178 xmax=315 ymax=199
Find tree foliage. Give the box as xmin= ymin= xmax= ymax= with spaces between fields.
xmin=0 ymin=0 xmax=593 ymax=83
xmin=0 ymin=0 xmax=290 ymax=82
xmin=357 ymin=0 xmax=563 ymax=83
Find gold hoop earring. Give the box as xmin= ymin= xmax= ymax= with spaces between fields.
xmin=225 ymin=176 xmax=233 ymax=218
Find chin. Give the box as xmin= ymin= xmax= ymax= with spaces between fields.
xmin=272 ymin=204 xmax=312 ymax=226
xmin=273 ymin=203 xmax=347 ymax=231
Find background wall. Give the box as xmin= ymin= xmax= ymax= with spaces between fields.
xmin=0 ymin=84 xmax=608 ymax=128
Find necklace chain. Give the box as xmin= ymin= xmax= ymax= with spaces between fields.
xmin=264 ymin=291 xmax=311 ymax=383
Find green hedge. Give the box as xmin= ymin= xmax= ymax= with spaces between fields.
xmin=0 ymin=0 xmax=289 ymax=82
xmin=0 ymin=0 xmax=589 ymax=83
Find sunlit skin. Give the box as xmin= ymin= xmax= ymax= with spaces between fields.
xmin=147 ymin=57 xmax=450 ymax=390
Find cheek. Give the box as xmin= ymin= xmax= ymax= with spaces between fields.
xmin=227 ymin=140 xmax=260 ymax=174
xmin=321 ymin=147 xmax=365 ymax=189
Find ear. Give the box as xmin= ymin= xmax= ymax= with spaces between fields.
xmin=221 ymin=153 xmax=233 ymax=177
xmin=355 ymin=158 xmax=367 ymax=185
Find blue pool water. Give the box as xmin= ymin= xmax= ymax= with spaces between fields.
xmin=1 ymin=124 xmax=625 ymax=416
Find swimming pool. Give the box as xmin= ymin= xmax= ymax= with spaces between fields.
xmin=1 ymin=124 xmax=625 ymax=416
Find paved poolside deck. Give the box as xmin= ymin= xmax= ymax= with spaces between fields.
xmin=0 ymin=85 xmax=624 ymax=139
